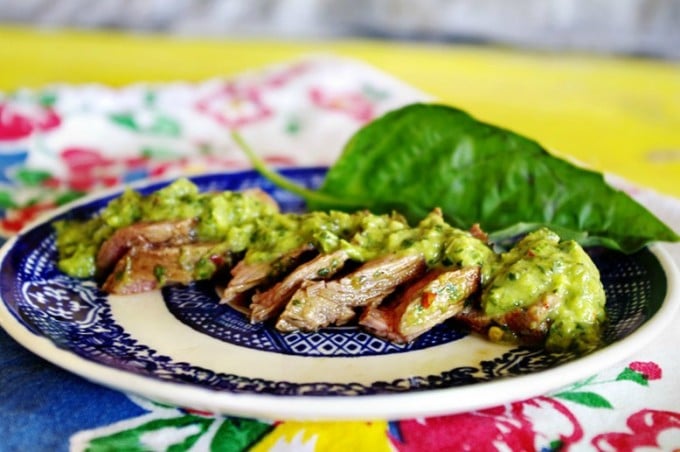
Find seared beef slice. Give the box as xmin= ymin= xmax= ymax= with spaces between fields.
xmin=276 ymin=253 xmax=427 ymax=332
xmin=220 ymin=245 xmax=315 ymax=307
xmin=250 ymin=250 xmax=350 ymax=323
xmin=96 ymin=218 xmax=197 ymax=276
xmin=103 ymin=242 xmax=229 ymax=294
xmin=360 ymin=266 xmax=481 ymax=343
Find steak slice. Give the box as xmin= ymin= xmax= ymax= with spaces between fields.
xmin=219 ymin=244 xmax=315 ymax=307
xmin=102 ymin=242 xmax=230 ymax=295
xmin=453 ymin=292 xmax=562 ymax=346
xmin=250 ymin=250 xmax=350 ymax=323
xmin=360 ymin=266 xmax=481 ymax=343
xmin=96 ymin=218 xmax=197 ymax=276
xmin=276 ymin=253 xmax=427 ymax=332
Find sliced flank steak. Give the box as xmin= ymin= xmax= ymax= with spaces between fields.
xmin=276 ymin=252 xmax=427 ymax=333
xmin=249 ymin=249 xmax=351 ymax=323
xmin=360 ymin=266 xmax=481 ymax=343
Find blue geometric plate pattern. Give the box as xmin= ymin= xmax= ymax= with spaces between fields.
xmin=0 ymin=168 xmax=670 ymax=398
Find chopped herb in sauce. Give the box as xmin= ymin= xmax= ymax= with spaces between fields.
xmin=54 ymin=179 xmax=607 ymax=351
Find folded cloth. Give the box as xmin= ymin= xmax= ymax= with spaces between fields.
xmin=0 ymin=56 xmax=679 ymax=452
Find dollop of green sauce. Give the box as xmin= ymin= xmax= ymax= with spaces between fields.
xmin=482 ymin=228 xmax=606 ymax=351
xmin=55 ymin=179 xmax=606 ymax=351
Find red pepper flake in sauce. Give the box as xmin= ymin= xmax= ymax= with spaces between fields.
xmin=422 ymin=291 xmax=436 ymax=309
xmin=210 ymin=254 xmax=225 ymax=267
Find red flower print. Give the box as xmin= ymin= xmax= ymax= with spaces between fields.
xmin=629 ymin=361 xmax=662 ymax=381
xmin=0 ymin=201 xmax=56 ymax=234
xmin=592 ymin=409 xmax=680 ymax=451
xmin=0 ymin=102 xmax=61 ymax=141
xmin=59 ymin=147 xmax=117 ymax=191
xmin=309 ymin=87 xmax=375 ymax=123
xmin=260 ymin=61 xmax=310 ymax=89
xmin=390 ymin=397 xmax=583 ymax=452
xmin=195 ymin=83 xmax=272 ymax=128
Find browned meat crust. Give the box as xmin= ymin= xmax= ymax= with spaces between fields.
xmin=453 ymin=292 xmax=562 ymax=345
xmin=249 ymin=249 xmax=350 ymax=323
xmin=468 ymin=223 xmax=489 ymax=243
xmin=102 ymin=242 xmax=230 ymax=294
xmin=219 ymin=244 xmax=315 ymax=307
xmin=360 ymin=266 xmax=481 ymax=343
xmin=275 ymin=253 xmax=427 ymax=332
xmin=96 ymin=218 xmax=197 ymax=276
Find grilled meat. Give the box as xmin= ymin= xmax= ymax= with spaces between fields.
xmin=219 ymin=244 xmax=315 ymax=307
xmin=453 ymin=292 xmax=562 ymax=345
xmin=102 ymin=242 xmax=231 ymax=295
xmin=276 ymin=253 xmax=427 ymax=332
xmin=96 ymin=218 xmax=197 ymax=276
xmin=250 ymin=249 xmax=351 ymax=323
xmin=360 ymin=266 xmax=481 ymax=343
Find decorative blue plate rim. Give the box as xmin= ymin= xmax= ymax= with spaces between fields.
xmin=0 ymin=167 xmax=678 ymax=421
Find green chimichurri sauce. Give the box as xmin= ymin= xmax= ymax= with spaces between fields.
xmin=54 ymin=178 xmax=607 ymax=351
xmin=482 ymin=228 xmax=606 ymax=350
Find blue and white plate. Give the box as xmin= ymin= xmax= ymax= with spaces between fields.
xmin=0 ymin=168 xmax=678 ymax=420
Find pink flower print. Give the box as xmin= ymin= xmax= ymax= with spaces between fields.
xmin=592 ymin=409 xmax=680 ymax=451
xmin=309 ymin=87 xmax=375 ymax=123
xmin=195 ymin=83 xmax=272 ymax=128
xmin=390 ymin=397 xmax=583 ymax=452
xmin=260 ymin=61 xmax=310 ymax=89
xmin=0 ymin=102 xmax=61 ymax=141
xmin=629 ymin=361 xmax=662 ymax=381
xmin=262 ymin=154 xmax=297 ymax=167
xmin=1 ymin=201 xmax=56 ymax=234
xmin=59 ymin=147 xmax=130 ymax=191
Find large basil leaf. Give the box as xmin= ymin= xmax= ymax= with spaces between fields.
xmin=306 ymin=103 xmax=678 ymax=253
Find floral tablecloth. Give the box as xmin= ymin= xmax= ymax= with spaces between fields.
xmin=1 ymin=56 xmax=679 ymax=451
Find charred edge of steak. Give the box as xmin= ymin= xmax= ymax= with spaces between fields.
xmin=361 ymin=266 xmax=481 ymax=343
xmin=275 ymin=253 xmax=427 ymax=333
xmin=250 ymin=249 xmax=351 ymax=323
xmin=452 ymin=292 xmax=562 ymax=346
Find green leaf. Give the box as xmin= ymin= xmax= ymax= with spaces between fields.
xmin=311 ymin=104 xmax=678 ymax=253
xmin=616 ymin=367 xmax=649 ymax=386
xmin=553 ymin=391 xmax=613 ymax=409
xmin=56 ymin=190 xmax=85 ymax=206
xmin=0 ymin=191 xmax=16 ymax=209
xmin=110 ymin=113 xmax=138 ymax=131
xmin=141 ymin=146 xmax=181 ymax=160
xmin=38 ymin=90 xmax=57 ymax=107
xmin=149 ymin=116 xmax=181 ymax=137
xmin=85 ymin=414 xmax=213 ymax=452
xmin=15 ymin=168 xmax=52 ymax=186
xmin=210 ymin=417 xmax=272 ymax=452
xmin=549 ymin=439 xmax=564 ymax=451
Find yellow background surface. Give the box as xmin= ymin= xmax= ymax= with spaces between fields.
xmin=1 ymin=25 xmax=678 ymax=197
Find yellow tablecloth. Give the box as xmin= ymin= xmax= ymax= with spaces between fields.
xmin=1 ymin=25 xmax=679 ymax=197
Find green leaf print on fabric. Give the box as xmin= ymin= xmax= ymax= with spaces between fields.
xmin=109 ymin=113 xmax=181 ymax=137
xmin=0 ymin=191 xmax=16 ymax=209
xmin=616 ymin=367 xmax=650 ymax=386
xmin=38 ymin=90 xmax=58 ymax=108
xmin=15 ymin=168 xmax=52 ymax=186
xmin=210 ymin=417 xmax=272 ymax=452
xmin=553 ymin=391 xmax=613 ymax=409
xmin=141 ymin=146 xmax=182 ymax=160
xmin=85 ymin=414 xmax=213 ymax=452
